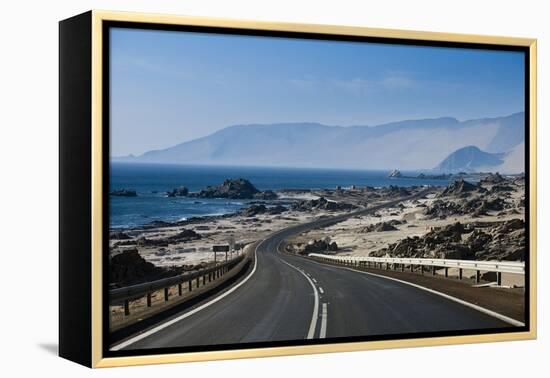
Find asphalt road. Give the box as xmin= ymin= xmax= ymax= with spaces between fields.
xmin=113 ymin=191 xmax=511 ymax=351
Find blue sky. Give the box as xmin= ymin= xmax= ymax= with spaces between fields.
xmin=110 ymin=28 xmax=525 ymax=156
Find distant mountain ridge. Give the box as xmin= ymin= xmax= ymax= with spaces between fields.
xmin=116 ymin=112 xmax=525 ymax=173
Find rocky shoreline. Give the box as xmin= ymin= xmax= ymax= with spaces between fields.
xmin=285 ymin=173 xmax=525 ymax=264
xmin=109 ymin=173 xmax=525 ymax=288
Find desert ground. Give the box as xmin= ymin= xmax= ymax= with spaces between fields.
xmin=109 ymin=173 xmax=525 ymax=288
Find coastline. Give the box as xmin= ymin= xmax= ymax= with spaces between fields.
xmin=110 ymin=173 xmax=524 ymax=279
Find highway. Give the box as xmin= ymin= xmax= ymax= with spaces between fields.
xmin=112 ymin=191 xmax=512 ymax=351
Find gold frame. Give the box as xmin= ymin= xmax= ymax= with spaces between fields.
xmin=90 ymin=10 xmax=537 ymax=368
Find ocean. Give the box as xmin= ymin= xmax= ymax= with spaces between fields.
xmin=110 ymin=162 xmax=450 ymax=228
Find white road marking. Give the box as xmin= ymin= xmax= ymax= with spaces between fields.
xmin=319 ymin=287 xmax=324 ymax=294
xmin=312 ymin=278 xmax=317 ymax=283
xmin=276 ymin=239 xmax=323 ymax=339
xmin=279 ymin=258 xmax=320 ymax=339
xmin=110 ymin=240 xmax=263 ymax=351
xmin=308 ymin=257 xmax=525 ymax=327
xmin=320 ymin=303 xmax=328 ymax=338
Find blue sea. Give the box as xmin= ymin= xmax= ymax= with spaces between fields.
xmin=110 ymin=163 xmax=451 ymax=228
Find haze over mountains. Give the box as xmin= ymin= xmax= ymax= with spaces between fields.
xmin=114 ymin=112 xmax=525 ymax=173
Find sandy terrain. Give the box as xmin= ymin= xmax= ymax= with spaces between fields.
xmin=114 ymin=212 xmax=321 ymax=268
xmin=110 ymin=174 xmax=525 ymax=288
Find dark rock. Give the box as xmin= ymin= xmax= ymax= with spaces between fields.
xmin=110 ymin=249 xmax=168 ymax=286
xmin=132 ymin=229 xmax=201 ymax=247
xmin=166 ymin=229 xmax=201 ymax=243
xmin=382 ymin=185 xmax=412 ymax=197
xmin=480 ymin=172 xmax=505 ymax=185
xmin=110 ymin=189 xmax=137 ymax=197
xmin=440 ymin=179 xmax=477 ymax=197
xmin=489 ymin=184 xmax=514 ymax=193
xmin=362 ymin=221 xmax=399 ymax=232
xmin=467 ymin=229 xmax=492 ymax=253
xmin=241 ymin=204 xmax=267 ymax=216
xmin=253 ymin=190 xmax=278 ymax=200
xmin=166 ymin=186 xmax=189 ymax=197
xmin=240 ymin=204 xmax=287 ymax=217
xmin=292 ymin=197 xmax=357 ymax=212
xmin=144 ymin=220 xmax=174 ymax=228
xmin=303 ymin=239 xmax=338 ymax=254
xmin=425 ymin=200 xmax=462 ymax=219
xmin=417 ymin=173 xmax=452 ymax=180
xmin=471 ymin=198 xmax=506 ymax=217
xmin=110 ymin=231 xmax=131 ymax=240
xmin=373 ymin=219 xmax=525 ymax=261
xmin=388 ymin=169 xmax=402 ymax=178
xmin=190 ymin=178 xmax=260 ymax=199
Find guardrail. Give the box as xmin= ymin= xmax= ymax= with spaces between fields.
xmin=308 ymin=253 xmax=525 ymax=285
xmin=110 ymin=253 xmax=246 ymax=316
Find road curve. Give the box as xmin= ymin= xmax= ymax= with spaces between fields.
xmin=113 ymin=191 xmax=511 ymax=351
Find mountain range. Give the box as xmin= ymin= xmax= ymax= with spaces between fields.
xmin=114 ymin=112 xmax=525 ymax=173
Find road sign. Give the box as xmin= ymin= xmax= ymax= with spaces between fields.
xmin=213 ymin=245 xmax=230 ymax=252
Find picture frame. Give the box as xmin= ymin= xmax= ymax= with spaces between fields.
xmin=59 ymin=10 xmax=537 ymax=368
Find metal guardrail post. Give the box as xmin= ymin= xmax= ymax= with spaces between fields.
xmin=476 ymin=270 xmax=481 ymax=283
xmin=444 ymin=267 xmax=449 ymax=278
xmin=164 ymin=287 xmax=169 ymax=301
xmin=432 ymin=266 xmax=436 ymax=276
xmin=497 ymin=272 xmax=502 ymax=286
xmin=178 ymin=283 xmax=183 ymax=296
xmin=188 ymin=280 xmax=192 ymax=291
xmin=124 ymin=299 xmax=130 ymax=316
xmin=147 ymin=292 xmax=152 ymax=307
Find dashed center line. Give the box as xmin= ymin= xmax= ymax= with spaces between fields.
xmin=312 ymin=278 xmax=317 ymax=283
xmin=279 ymin=259 xmax=319 ymax=339
xmin=320 ymin=303 xmax=328 ymax=338
xmin=318 ymin=287 xmax=324 ymax=294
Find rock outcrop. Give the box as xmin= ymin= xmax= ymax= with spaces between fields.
xmin=480 ymin=172 xmax=506 ymax=185
xmin=110 ymin=231 xmax=131 ymax=240
xmin=253 ymin=190 xmax=278 ymax=200
xmin=109 ymin=249 xmax=175 ymax=286
xmin=110 ymin=189 xmax=137 ymax=197
xmin=166 ymin=186 xmax=189 ymax=197
xmin=361 ymin=220 xmax=404 ymax=232
xmin=388 ymin=169 xmax=402 ymax=178
xmin=292 ymin=197 xmax=357 ymax=212
xmin=190 ymin=178 xmax=261 ymax=199
xmin=425 ymin=196 xmax=506 ymax=219
xmin=240 ymin=204 xmax=287 ymax=217
xmin=303 ymin=239 xmax=339 ymax=254
xmin=114 ymin=229 xmax=201 ymax=248
xmin=371 ymin=220 xmax=525 ymax=261
xmin=440 ymin=179 xmax=477 ymax=197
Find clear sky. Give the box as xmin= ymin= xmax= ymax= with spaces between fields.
xmin=110 ymin=27 xmax=525 ymax=156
